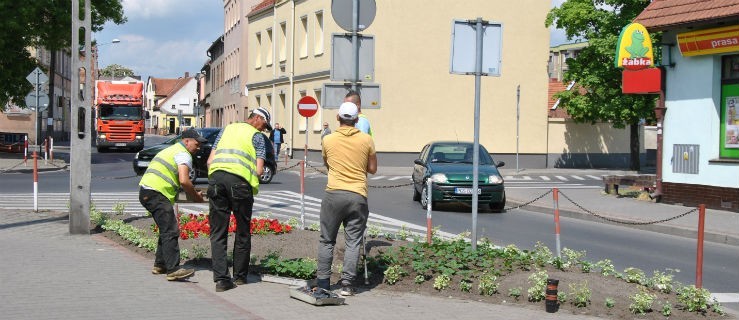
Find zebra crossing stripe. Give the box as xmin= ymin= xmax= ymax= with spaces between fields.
xmin=371 ymin=176 xmax=386 ymax=180
xmin=555 ymin=176 xmax=568 ymax=181
xmin=388 ymin=176 xmax=407 ymax=181
xmin=540 ymin=176 xmax=551 ymax=181
xmin=571 ymin=175 xmax=586 ymax=180
xmin=586 ymin=175 xmax=601 ymax=180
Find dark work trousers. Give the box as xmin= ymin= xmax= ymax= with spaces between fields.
xmin=317 ymin=190 xmax=369 ymax=285
xmin=139 ymin=188 xmax=180 ymax=271
xmin=208 ymin=170 xmax=254 ymax=282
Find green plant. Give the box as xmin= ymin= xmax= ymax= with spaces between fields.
xmin=180 ymin=248 xmax=189 ymax=260
xmin=605 ymin=297 xmax=615 ymax=309
xmin=579 ymin=260 xmax=592 ymax=273
xmin=459 ymin=279 xmax=472 ymax=293
xmin=676 ymin=285 xmax=712 ymax=313
xmin=661 ymin=301 xmax=672 ymax=317
xmin=260 ymin=252 xmax=317 ymax=280
xmin=629 ymin=289 xmax=655 ymax=314
xmin=101 ymin=218 xmax=156 ymax=251
xmin=383 ymin=265 xmax=405 ymax=285
xmin=397 ymin=225 xmax=411 ymax=240
xmin=532 ymin=242 xmax=553 ymax=267
xmin=508 ymin=287 xmax=522 ymax=301
xmin=286 ymin=217 xmax=299 ymax=228
xmin=433 ymin=274 xmax=450 ymax=291
xmin=623 ymin=267 xmax=646 ymax=285
xmin=569 ymin=281 xmax=591 ymax=308
xmin=647 ymin=269 xmax=677 ymax=293
xmin=112 ymin=202 xmax=126 ymax=215
xmin=594 ymin=259 xmax=616 ymax=276
xmin=414 ymin=274 xmax=426 ymax=284
xmin=383 ymin=232 xmax=396 ymax=240
xmin=307 ymin=222 xmax=320 ymax=232
xmin=561 ymin=247 xmax=586 ymax=270
xmin=90 ymin=203 xmax=108 ymax=226
xmin=191 ymin=244 xmax=208 ymax=260
xmin=367 ymin=224 xmax=382 ymax=238
xmin=557 ymin=291 xmax=567 ymax=304
xmin=478 ymin=273 xmax=499 ymax=296
xmin=526 ymin=270 xmax=548 ymax=302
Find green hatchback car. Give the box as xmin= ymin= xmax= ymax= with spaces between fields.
xmin=411 ymin=141 xmax=506 ymax=212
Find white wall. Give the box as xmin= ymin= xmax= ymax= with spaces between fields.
xmin=662 ymin=31 xmax=739 ymax=188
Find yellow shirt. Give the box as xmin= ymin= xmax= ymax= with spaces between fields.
xmin=322 ymin=126 xmax=375 ymax=197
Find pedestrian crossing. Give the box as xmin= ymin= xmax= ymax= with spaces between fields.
xmin=289 ymin=170 xmax=607 ymax=183
xmin=0 ymin=191 xmax=457 ymax=240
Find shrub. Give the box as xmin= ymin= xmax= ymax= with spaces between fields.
xmin=508 ymin=287 xmax=522 ymax=301
xmin=623 ymin=267 xmax=646 ymax=285
xmin=433 ymin=274 xmax=450 ymax=291
xmin=459 ymin=279 xmax=472 ymax=293
xmin=527 ymin=270 xmax=548 ymax=302
xmin=383 ymin=265 xmax=405 ymax=285
xmin=629 ymin=289 xmax=655 ymax=314
xmin=676 ymin=285 xmax=712 ymax=313
xmin=569 ymin=281 xmax=591 ymax=308
xmin=605 ymin=297 xmax=615 ymax=309
xmin=478 ymin=273 xmax=499 ymax=296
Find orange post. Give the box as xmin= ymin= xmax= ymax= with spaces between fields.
xmin=553 ymin=188 xmax=561 ymax=257
xmin=695 ymin=204 xmax=705 ymax=288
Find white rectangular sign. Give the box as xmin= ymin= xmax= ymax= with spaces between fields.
xmin=450 ymin=20 xmax=503 ymax=76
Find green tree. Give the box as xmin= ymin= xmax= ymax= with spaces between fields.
xmin=0 ymin=0 xmax=126 ymax=112
xmin=99 ymin=64 xmax=135 ymax=78
xmin=546 ymin=0 xmax=657 ymax=170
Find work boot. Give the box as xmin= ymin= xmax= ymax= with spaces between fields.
xmin=151 ymin=265 xmax=167 ymax=275
xmin=234 ymin=277 xmax=247 ymax=285
xmin=339 ymin=280 xmax=355 ymax=296
xmin=166 ymin=268 xmax=195 ymax=281
xmin=316 ymin=278 xmax=330 ymax=291
xmin=216 ymin=279 xmax=237 ymax=292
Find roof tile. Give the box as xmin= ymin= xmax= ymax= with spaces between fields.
xmin=635 ymin=0 xmax=739 ymax=30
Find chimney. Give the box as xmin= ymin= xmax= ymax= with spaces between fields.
xmin=185 ymin=72 xmax=190 ymax=78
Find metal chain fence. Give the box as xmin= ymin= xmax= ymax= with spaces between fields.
xmin=303 ymin=161 xmax=413 ymax=189
xmin=0 ymin=159 xmax=26 ymax=173
xmin=558 ymin=190 xmax=698 ymax=225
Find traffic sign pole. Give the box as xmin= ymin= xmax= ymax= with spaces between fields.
xmin=296 ymin=95 xmax=319 ymax=230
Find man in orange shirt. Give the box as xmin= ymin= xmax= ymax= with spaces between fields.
xmin=315 ymin=101 xmax=377 ymax=296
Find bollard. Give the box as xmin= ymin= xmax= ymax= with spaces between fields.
xmin=426 ymin=181 xmax=432 ymax=244
xmin=33 ymin=151 xmax=39 ymax=212
xmin=44 ymin=137 xmax=48 ymax=164
xmin=49 ymin=137 xmax=54 ymax=162
xmin=545 ymin=278 xmax=559 ymax=313
xmin=24 ymin=135 xmax=28 ymax=166
xmin=552 ymin=188 xmax=561 ymax=258
xmin=696 ymin=204 xmax=705 ymax=288
xmin=299 ymin=160 xmax=305 ymax=230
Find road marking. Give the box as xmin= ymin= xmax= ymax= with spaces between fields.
xmin=586 ymin=175 xmax=601 ymax=180
xmin=712 ymin=293 xmax=739 ymax=303
xmin=371 ymin=176 xmax=386 ymax=180
xmin=555 ymin=176 xmax=568 ymax=181
xmin=540 ymin=176 xmax=551 ymax=181
xmin=571 ymin=175 xmax=586 ymax=180
xmin=388 ymin=176 xmax=408 ymax=181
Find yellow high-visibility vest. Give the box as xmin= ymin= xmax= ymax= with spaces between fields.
xmin=208 ymin=123 xmax=261 ymax=194
xmin=139 ymin=142 xmax=188 ymax=203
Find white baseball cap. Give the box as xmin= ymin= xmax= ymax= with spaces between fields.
xmin=338 ymin=102 xmax=358 ymax=120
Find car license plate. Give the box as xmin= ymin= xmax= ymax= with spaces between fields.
xmin=115 ymin=143 xmax=126 ymax=147
xmin=455 ymin=187 xmax=481 ymax=195
xmin=136 ymin=161 xmax=149 ymax=167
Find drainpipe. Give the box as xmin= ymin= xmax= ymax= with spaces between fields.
xmin=271 ymin=3 xmax=278 ymax=129
xmin=653 ymin=68 xmax=667 ymax=202
xmin=288 ymin=0 xmax=296 ymax=159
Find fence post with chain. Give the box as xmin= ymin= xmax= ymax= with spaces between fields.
xmin=300 ymin=160 xmax=306 ymax=230
xmin=696 ymin=204 xmax=705 ymax=288
xmin=553 ymin=187 xmax=561 ymax=258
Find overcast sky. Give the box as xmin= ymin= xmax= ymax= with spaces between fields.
xmin=95 ymin=0 xmax=572 ymax=81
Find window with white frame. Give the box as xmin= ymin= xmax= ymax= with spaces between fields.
xmin=255 ymin=32 xmax=262 ymax=68
xmin=314 ymin=11 xmax=324 ymax=55
xmin=279 ymin=22 xmax=287 ymax=62
xmin=300 ymin=16 xmax=308 ymax=58
xmin=266 ymin=28 xmax=273 ymax=66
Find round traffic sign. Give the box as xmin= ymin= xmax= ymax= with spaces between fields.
xmin=297 ymin=96 xmax=319 ymax=117
xmin=331 ymin=0 xmax=376 ymax=32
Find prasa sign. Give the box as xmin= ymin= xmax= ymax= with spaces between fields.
xmin=614 ymin=23 xmax=654 ymax=70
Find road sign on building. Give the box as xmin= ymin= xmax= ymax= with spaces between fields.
xmin=297 ymin=96 xmax=319 ymax=117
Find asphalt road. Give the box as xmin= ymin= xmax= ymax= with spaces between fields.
xmin=1 ymin=146 xmax=737 ymax=309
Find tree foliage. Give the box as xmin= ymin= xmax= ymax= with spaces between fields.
xmin=99 ymin=64 xmax=135 ymax=78
xmin=0 ymin=0 xmax=126 ymax=111
xmin=546 ymin=0 xmax=657 ymax=169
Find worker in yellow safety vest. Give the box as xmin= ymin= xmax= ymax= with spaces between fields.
xmin=206 ymin=107 xmax=272 ymax=292
xmin=139 ymin=128 xmax=206 ymax=281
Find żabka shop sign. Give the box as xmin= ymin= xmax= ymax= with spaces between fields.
xmin=615 ymin=23 xmax=654 ymax=70
xmin=677 ymin=25 xmax=739 ymax=57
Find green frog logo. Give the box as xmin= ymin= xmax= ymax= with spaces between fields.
xmin=626 ymin=30 xmax=650 ymax=58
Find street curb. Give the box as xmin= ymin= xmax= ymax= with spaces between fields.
xmin=507 ymin=198 xmax=739 ymax=247
xmin=3 ymin=165 xmax=68 ymax=174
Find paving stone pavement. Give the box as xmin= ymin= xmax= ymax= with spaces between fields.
xmin=0 ymin=209 xmax=604 ymax=320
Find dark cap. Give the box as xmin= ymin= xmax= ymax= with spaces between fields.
xmin=181 ymin=128 xmax=207 ymax=143
xmin=251 ymin=107 xmax=272 ymax=131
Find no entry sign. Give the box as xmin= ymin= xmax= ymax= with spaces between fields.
xmin=297 ymin=96 xmax=318 ymax=117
